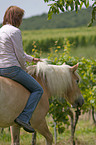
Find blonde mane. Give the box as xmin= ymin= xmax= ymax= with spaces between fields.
xmin=27 ymin=62 xmax=80 ymax=98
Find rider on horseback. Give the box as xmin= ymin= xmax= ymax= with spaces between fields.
xmin=0 ymin=6 xmax=43 ymax=133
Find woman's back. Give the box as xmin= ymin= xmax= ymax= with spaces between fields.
xmin=0 ymin=24 xmax=25 ymax=68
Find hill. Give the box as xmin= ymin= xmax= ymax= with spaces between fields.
xmin=20 ymin=7 xmax=96 ymax=30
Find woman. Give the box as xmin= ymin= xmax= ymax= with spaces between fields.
xmin=0 ymin=6 xmax=43 ymax=133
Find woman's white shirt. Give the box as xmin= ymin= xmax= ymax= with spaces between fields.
xmin=0 ymin=24 xmax=33 ymax=70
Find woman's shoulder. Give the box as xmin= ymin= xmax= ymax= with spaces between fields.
xmin=0 ymin=24 xmax=21 ymax=36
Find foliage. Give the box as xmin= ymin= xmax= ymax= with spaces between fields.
xmin=88 ymin=3 xmax=96 ymax=26
xmin=20 ymin=7 xmax=96 ymax=30
xmin=44 ymin=0 xmax=96 ymax=26
xmin=49 ymin=97 xmax=70 ymax=134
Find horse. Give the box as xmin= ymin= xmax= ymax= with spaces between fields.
xmin=0 ymin=62 xmax=84 ymax=145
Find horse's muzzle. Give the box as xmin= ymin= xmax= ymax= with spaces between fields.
xmin=73 ymin=95 xmax=84 ymax=108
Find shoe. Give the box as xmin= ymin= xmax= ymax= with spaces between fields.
xmin=14 ymin=118 xmax=35 ymax=133
xmin=23 ymin=124 xmax=35 ymax=133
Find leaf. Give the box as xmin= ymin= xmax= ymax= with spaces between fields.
xmin=48 ymin=8 xmax=53 ymax=20
xmin=58 ymin=127 xmax=65 ymax=134
xmin=75 ymin=2 xmax=78 ymax=12
xmin=80 ymin=2 xmax=83 ymax=10
xmin=86 ymin=1 xmax=89 ymax=8
xmin=92 ymin=2 xmax=96 ymax=7
xmin=44 ymin=0 xmax=49 ymax=2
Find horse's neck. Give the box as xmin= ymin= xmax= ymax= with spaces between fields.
xmin=29 ymin=64 xmax=72 ymax=99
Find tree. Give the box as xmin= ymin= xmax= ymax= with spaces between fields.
xmin=44 ymin=0 xmax=96 ymax=26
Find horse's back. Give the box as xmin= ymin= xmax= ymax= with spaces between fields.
xmin=0 ymin=76 xmax=30 ymax=127
xmin=0 ymin=76 xmax=49 ymax=128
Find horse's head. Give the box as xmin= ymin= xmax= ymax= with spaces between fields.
xmin=27 ymin=62 xmax=84 ymax=108
xmin=65 ymin=63 xmax=84 ymax=108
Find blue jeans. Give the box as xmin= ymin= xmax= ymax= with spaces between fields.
xmin=0 ymin=66 xmax=43 ymax=123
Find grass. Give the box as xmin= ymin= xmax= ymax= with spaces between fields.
xmin=70 ymin=45 xmax=96 ymax=59
xmin=0 ymin=116 xmax=96 ymax=145
xmin=22 ymin=26 xmax=96 ymax=41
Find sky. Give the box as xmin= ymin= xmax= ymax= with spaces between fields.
xmin=0 ymin=0 xmax=49 ymax=23
xmin=0 ymin=0 xmax=94 ymax=23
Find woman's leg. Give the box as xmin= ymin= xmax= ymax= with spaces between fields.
xmin=13 ymin=68 xmax=43 ymax=123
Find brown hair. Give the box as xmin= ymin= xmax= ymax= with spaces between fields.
xmin=3 ymin=6 xmax=24 ymax=27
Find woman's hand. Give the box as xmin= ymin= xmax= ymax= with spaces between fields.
xmin=33 ymin=58 xmax=41 ymax=63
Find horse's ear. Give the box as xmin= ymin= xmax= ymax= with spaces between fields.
xmin=70 ymin=63 xmax=79 ymax=72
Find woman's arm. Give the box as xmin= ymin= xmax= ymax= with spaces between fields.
xmin=24 ymin=53 xmax=34 ymax=62
xmin=24 ymin=53 xmax=40 ymax=63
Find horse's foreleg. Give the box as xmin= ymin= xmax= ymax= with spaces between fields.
xmin=34 ymin=118 xmax=53 ymax=145
xmin=10 ymin=124 xmax=20 ymax=145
